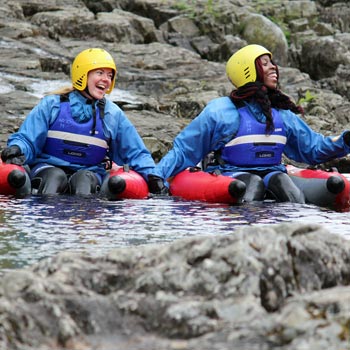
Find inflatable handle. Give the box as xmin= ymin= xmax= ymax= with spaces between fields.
xmin=326 ymin=176 xmax=345 ymax=194
xmin=228 ymin=180 xmax=246 ymax=198
xmin=8 ymin=169 xmax=26 ymax=189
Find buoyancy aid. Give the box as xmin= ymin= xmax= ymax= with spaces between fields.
xmin=43 ymin=97 xmax=108 ymax=165
xmin=221 ymin=105 xmax=286 ymax=167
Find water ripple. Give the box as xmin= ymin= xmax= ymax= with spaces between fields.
xmin=0 ymin=195 xmax=348 ymax=271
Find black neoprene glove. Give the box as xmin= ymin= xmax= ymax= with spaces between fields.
xmin=1 ymin=145 xmax=25 ymax=165
xmin=147 ymin=174 xmax=169 ymax=195
xmin=343 ymin=131 xmax=350 ymax=146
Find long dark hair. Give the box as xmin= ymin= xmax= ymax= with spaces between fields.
xmin=230 ymin=58 xmax=304 ymax=134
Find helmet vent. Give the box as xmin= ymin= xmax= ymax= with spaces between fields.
xmin=75 ymin=75 xmax=85 ymax=87
xmin=244 ymin=66 xmax=250 ymax=80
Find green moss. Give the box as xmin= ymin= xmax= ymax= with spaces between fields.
xmin=172 ymin=1 xmax=191 ymax=12
xmin=298 ymin=90 xmax=316 ymax=105
xmin=171 ymin=0 xmax=219 ymax=20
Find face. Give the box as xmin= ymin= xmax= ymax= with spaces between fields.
xmin=84 ymin=68 xmax=114 ymax=99
xmin=259 ymin=54 xmax=278 ymax=89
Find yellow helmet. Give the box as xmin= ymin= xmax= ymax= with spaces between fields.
xmin=71 ymin=48 xmax=117 ymax=94
xmin=226 ymin=44 xmax=272 ymax=88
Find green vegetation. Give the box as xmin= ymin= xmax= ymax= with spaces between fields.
xmin=298 ymin=90 xmax=316 ymax=105
xmin=172 ymin=0 xmax=191 ymax=11
xmin=266 ymin=15 xmax=291 ymax=44
xmin=171 ymin=0 xmax=219 ymax=19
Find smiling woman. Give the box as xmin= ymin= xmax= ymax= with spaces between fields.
xmin=84 ymin=68 xmax=114 ymax=100
xmin=152 ymin=44 xmax=350 ymax=206
xmin=259 ymin=55 xmax=278 ymax=89
xmin=0 ymin=48 xmax=162 ymax=197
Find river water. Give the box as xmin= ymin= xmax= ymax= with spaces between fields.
xmin=1 ymin=194 xmax=349 ymax=272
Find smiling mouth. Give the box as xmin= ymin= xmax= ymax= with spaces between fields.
xmin=96 ymin=84 xmax=106 ymax=91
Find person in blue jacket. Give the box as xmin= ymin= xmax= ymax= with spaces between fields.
xmin=1 ymin=48 xmax=165 ymax=196
xmin=152 ymin=44 xmax=350 ymax=202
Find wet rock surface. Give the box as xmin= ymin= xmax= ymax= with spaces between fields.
xmin=0 ymin=223 xmax=349 ymax=350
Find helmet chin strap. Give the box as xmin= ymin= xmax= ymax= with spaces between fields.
xmin=81 ymin=87 xmax=94 ymax=100
xmin=80 ymin=88 xmax=97 ymax=136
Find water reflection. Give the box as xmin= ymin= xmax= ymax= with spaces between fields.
xmin=0 ymin=194 xmax=349 ymax=271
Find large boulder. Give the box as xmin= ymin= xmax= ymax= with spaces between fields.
xmin=240 ymin=13 xmax=289 ymax=66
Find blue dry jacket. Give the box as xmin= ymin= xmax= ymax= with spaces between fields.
xmin=7 ymin=90 xmax=156 ymax=178
xmin=153 ymin=96 xmax=350 ymax=180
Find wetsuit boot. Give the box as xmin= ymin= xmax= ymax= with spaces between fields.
xmin=69 ymin=170 xmax=100 ymax=195
xmin=264 ymin=171 xmax=305 ymax=203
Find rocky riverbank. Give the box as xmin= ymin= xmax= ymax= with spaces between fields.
xmin=0 ymin=0 xmax=350 ymax=349
xmin=0 ymin=223 xmax=349 ymax=350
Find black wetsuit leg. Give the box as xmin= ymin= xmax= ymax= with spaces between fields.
xmin=69 ymin=170 xmax=100 ymax=195
xmin=265 ymin=171 xmax=305 ymax=203
xmin=234 ymin=173 xmax=265 ymax=202
xmin=32 ymin=167 xmax=68 ymax=194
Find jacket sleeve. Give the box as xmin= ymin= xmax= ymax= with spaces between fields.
xmin=153 ymin=98 xmax=240 ymax=180
xmin=282 ymin=110 xmax=350 ymax=164
xmin=7 ymin=95 xmax=60 ymax=164
xmin=104 ymin=102 xmax=156 ymax=179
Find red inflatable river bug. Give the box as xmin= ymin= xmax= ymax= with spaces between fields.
xmin=1 ymin=160 xmax=349 ymax=211
xmin=105 ymin=164 xmax=149 ymax=200
xmin=169 ymin=167 xmax=246 ymax=204
xmin=0 ymin=160 xmax=28 ymax=195
xmin=287 ymin=165 xmax=350 ymax=212
xmin=0 ymin=161 xmax=149 ymax=200
xmin=169 ymin=165 xmax=350 ymax=211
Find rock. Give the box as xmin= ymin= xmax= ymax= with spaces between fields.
xmin=240 ymin=13 xmax=289 ymax=66
xmin=300 ymin=36 xmax=349 ymax=79
xmin=0 ymin=223 xmax=349 ymax=349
